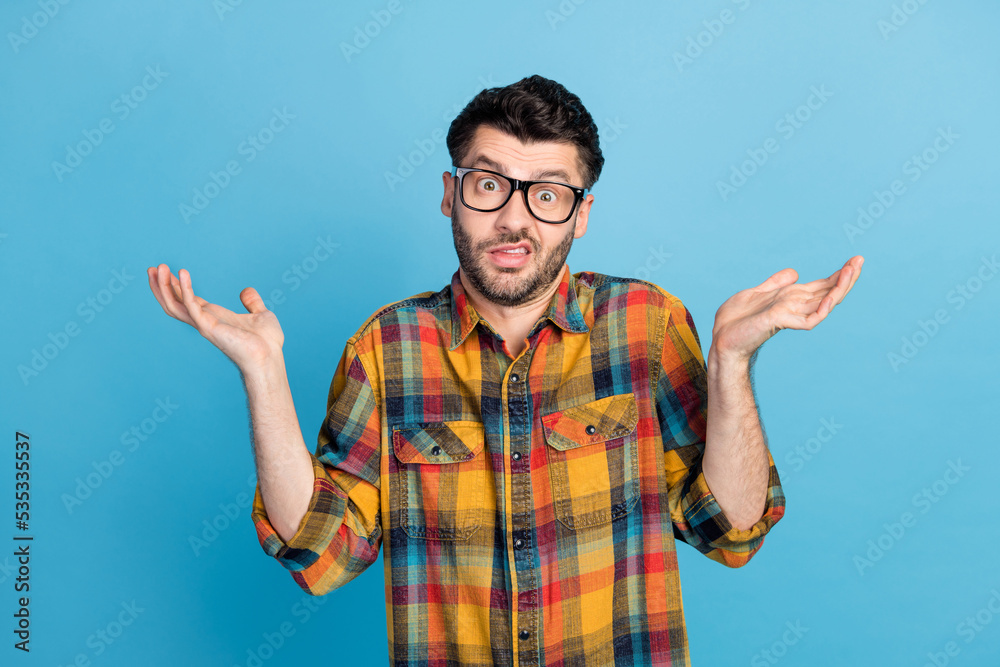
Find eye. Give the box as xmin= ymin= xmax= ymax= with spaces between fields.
xmin=535 ymin=189 xmax=558 ymax=203
xmin=481 ymin=178 xmax=498 ymax=192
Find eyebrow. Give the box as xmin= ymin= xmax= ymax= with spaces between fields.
xmin=468 ymin=154 xmax=575 ymax=184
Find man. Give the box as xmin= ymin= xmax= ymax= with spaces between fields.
xmin=148 ymin=75 xmax=863 ymax=665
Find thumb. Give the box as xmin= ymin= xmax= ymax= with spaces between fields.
xmin=239 ymin=287 xmax=268 ymax=314
xmin=755 ymin=267 xmax=798 ymax=292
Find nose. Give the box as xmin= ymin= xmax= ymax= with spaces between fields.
xmin=492 ymin=186 xmax=534 ymax=234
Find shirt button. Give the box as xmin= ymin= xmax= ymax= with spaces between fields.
xmin=514 ymin=538 xmax=525 ymax=549
xmin=519 ymin=630 xmax=530 ymax=640
xmin=512 ymin=452 xmax=522 ymax=461
xmin=430 ymin=445 xmax=441 ymax=456
xmin=585 ymin=424 xmax=597 ymax=435
xmin=510 ymin=373 xmax=519 ymax=382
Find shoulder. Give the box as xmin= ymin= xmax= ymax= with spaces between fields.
xmin=573 ymin=270 xmax=688 ymax=316
xmin=344 ymin=283 xmax=451 ymax=345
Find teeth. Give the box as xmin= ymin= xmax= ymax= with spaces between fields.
xmin=499 ymin=248 xmax=527 ymax=254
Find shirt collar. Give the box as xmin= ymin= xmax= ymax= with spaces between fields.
xmin=448 ymin=264 xmax=590 ymax=351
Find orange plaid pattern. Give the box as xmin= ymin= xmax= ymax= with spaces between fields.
xmin=251 ymin=264 xmax=785 ymax=665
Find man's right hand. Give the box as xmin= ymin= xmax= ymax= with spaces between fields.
xmin=147 ymin=263 xmax=284 ymax=372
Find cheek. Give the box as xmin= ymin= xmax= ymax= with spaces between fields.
xmin=544 ymin=227 xmax=574 ymax=251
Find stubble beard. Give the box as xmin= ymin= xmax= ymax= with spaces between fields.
xmin=451 ymin=205 xmax=576 ymax=308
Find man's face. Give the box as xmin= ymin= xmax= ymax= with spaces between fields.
xmin=441 ymin=126 xmax=593 ymax=308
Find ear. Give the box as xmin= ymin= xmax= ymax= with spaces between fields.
xmin=441 ymin=170 xmax=455 ymax=217
xmin=572 ymin=194 xmax=594 ymax=239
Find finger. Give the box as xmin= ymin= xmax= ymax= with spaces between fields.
xmin=147 ymin=266 xmax=175 ymax=317
xmin=800 ymin=263 xmax=852 ymax=290
xmin=147 ymin=266 xmax=166 ymax=305
xmin=793 ymin=257 xmax=864 ymax=324
xmin=169 ymin=271 xmax=184 ymax=301
xmin=784 ymin=281 xmax=846 ymax=328
xmin=178 ymin=268 xmax=215 ymax=333
xmin=816 ymin=265 xmax=854 ymax=319
xmin=239 ymin=287 xmax=268 ymax=314
xmin=804 ymin=255 xmax=860 ymax=288
xmin=160 ymin=265 xmax=190 ymax=316
xmin=152 ymin=264 xmax=196 ymax=326
xmin=789 ymin=296 xmax=835 ymax=330
xmin=769 ymin=306 xmax=823 ymax=332
xmin=800 ymin=273 xmax=839 ymax=290
xmin=170 ymin=270 xmax=209 ymax=307
xmin=782 ymin=294 xmax=829 ymax=324
xmin=844 ymin=255 xmax=864 ymax=294
xmin=755 ymin=267 xmax=799 ymax=293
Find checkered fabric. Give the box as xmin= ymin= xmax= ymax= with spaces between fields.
xmin=251 ymin=264 xmax=785 ymax=666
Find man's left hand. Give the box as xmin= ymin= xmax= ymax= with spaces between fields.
xmin=711 ymin=255 xmax=865 ymax=364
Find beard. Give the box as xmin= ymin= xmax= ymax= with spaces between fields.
xmin=451 ymin=205 xmax=576 ymax=308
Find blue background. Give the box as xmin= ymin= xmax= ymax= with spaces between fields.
xmin=2 ymin=1 xmax=998 ymax=665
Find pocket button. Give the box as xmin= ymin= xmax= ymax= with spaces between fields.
xmin=541 ymin=393 xmax=640 ymax=530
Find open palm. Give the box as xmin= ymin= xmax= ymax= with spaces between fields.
xmin=147 ymin=263 xmax=283 ymax=370
xmin=712 ymin=255 xmax=864 ymax=362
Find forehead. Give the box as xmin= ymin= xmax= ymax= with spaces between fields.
xmin=463 ymin=125 xmax=583 ymax=185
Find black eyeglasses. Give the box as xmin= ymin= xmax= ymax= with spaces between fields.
xmin=451 ymin=167 xmax=589 ymax=224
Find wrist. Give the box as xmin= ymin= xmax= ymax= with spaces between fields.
xmin=708 ymin=344 xmax=750 ymax=377
xmin=240 ymin=353 xmax=288 ymax=394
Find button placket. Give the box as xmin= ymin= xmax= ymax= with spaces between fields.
xmin=506 ymin=354 xmax=539 ymax=663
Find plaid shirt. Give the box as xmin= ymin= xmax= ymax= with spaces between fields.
xmin=251 ymin=264 xmax=785 ymax=666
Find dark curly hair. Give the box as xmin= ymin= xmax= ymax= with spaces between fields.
xmin=446 ymin=75 xmax=604 ymax=190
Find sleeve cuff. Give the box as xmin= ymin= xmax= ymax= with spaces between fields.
xmin=679 ymin=449 xmax=786 ymax=568
xmin=250 ymin=455 xmax=349 ymax=571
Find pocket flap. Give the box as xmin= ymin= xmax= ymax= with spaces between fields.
xmin=392 ymin=421 xmax=485 ymax=464
xmin=541 ymin=393 xmax=639 ymax=451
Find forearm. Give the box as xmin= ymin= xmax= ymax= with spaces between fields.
xmin=701 ymin=344 xmax=770 ymax=531
xmin=241 ymin=354 xmax=315 ymax=543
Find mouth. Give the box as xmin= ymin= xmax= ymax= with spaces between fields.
xmin=485 ymin=242 xmax=532 ymax=268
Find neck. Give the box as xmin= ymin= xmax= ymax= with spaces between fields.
xmin=459 ymin=264 xmax=566 ymax=333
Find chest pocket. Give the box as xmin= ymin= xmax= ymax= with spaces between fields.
xmin=391 ymin=420 xmax=486 ymax=540
xmin=541 ymin=393 xmax=640 ymax=530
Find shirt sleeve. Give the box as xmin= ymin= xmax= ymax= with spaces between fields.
xmin=250 ymin=339 xmax=383 ymax=595
xmin=655 ymin=295 xmax=785 ymax=568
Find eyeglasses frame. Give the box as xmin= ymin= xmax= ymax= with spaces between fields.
xmin=450 ymin=166 xmax=590 ymax=224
